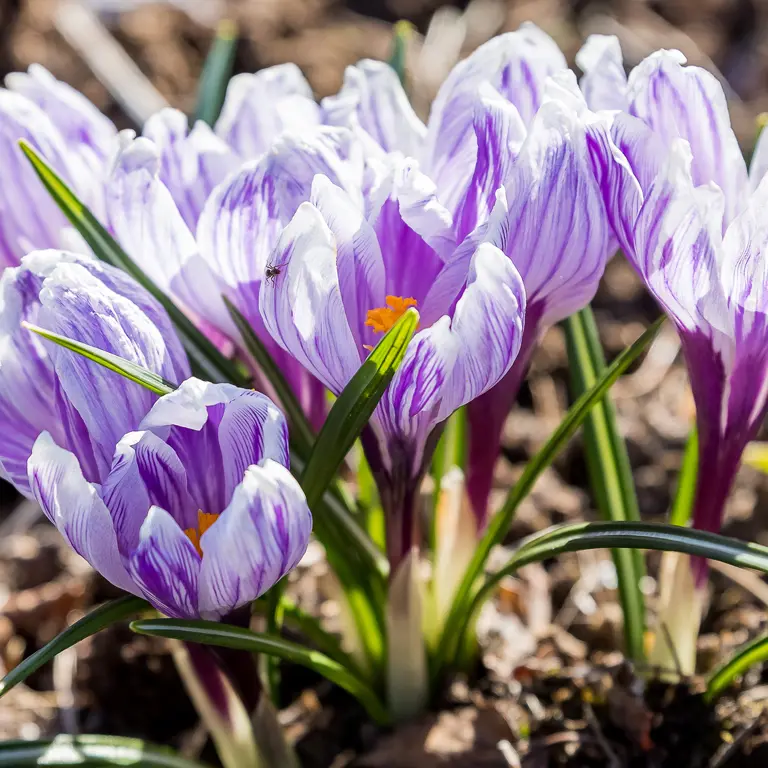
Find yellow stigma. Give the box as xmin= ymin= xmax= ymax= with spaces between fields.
xmin=365 ymin=296 xmax=417 ymax=335
xmin=185 ymin=511 xmax=220 ymax=557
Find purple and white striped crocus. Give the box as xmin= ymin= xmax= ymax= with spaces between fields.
xmin=324 ymin=27 xmax=612 ymax=523
xmin=576 ymin=36 xmax=768 ymax=221
xmin=0 ymin=62 xmax=318 ymax=272
xmin=0 ymin=250 xmax=311 ymax=618
xmin=258 ymin=157 xmax=526 ymax=570
xmin=587 ymin=105 xmax=768 ymax=563
xmin=104 ymin=125 xmax=365 ymax=428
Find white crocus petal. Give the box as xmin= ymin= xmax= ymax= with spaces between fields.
xmin=435 ymin=243 xmax=526 ymax=423
xmin=128 ymin=506 xmax=201 ymax=619
xmin=142 ymin=108 xmax=238 ymax=230
xmin=198 ymin=460 xmax=312 ymax=618
xmin=215 ymin=64 xmax=321 ymax=160
xmin=309 ymin=175 xmax=386 ymax=351
xmin=321 ymin=59 xmax=427 ymax=156
xmin=260 ymin=203 xmax=362 ymax=395
xmin=423 ymin=22 xmax=567 ymax=200
xmin=28 ymin=432 xmax=139 ymax=595
xmin=627 ymin=49 xmax=748 ymax=225
xmin=106 ymin=135 xmax=236 ymax=339
xmin=575 ymin=35 xmax=628 ymax=111
xmin=631 ymin=140 xmax=729 ymax=338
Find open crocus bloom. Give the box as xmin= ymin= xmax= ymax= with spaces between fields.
xmin=588 ymin=111 xmax=768 ymax=556
xmin=0 ymin=251 xmax=311 ymax=618
xmin=260 ymin=164 xmax=526 ymax=569
xmin=323 ymin=27 xmax=612 ymax=523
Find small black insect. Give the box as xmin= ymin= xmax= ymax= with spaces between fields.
xmin=265 ymin=261 xmax=287 ymax=283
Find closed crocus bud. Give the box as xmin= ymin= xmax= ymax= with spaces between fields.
xmin=0 ymin=250 xmax=311 ymax=618
xmin=31 ymin=379 xmax=311 ymax=619
xmin=588 ymin=108 xmax=768 ymax=557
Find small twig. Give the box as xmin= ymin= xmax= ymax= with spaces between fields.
xmin=55 ymin=0 xmax=169 ymax=126
xmin=660 ymin=621 xmax=685 ymax=681
xmin=584 ymin=701 xmax=621 ymax=768
xmin=708 ymin=560 xmax=768 ymax=608
xmin=708 ymin=716 xmax=763 ymax=768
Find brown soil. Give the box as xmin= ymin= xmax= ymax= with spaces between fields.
xmin=2 ymin=1 xmax=768 ymax=766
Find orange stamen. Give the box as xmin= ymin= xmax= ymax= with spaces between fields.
xmin=185 ymin=511 xmax=220 ymax=557
xmin=365 ymin=296 xmax=417 ymax=336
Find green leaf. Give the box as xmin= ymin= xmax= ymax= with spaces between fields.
xmin=19 ymin=141 xmax=245 ymax=387
xmin=24 ymin=323 xmax=176 ymax=396
xmin=299 ymin=307 xmax=419 ymax=508
xmin=669 ymin=427 xmax=698 ymax=527
xmin=431 ymin=316 xmax=665 ymax=682
xmin=705 ymin=630 xmax=768 ymax=702
xmin=131 ymin=619 xmax=390 ymax=725
xmin=741 ymin=440 xmax=768 ymax=475
xmin=195 ymin=19 xmax=238 ymax=127
xmin=224 ymin=297 xmax=315 ymax=458
xmin=387 ymin=21 xmax=414 ymax=86
xmin=462 ymin=521 xmax=768 ymax=658
xmin=564 ymin=306 xmax=646 ymax=661
xmin=0 ymin=596 xmax=148 ymax=699
xmin=0 ymin=735 xmax=212 ymax=767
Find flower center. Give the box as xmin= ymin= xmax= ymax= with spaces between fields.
xmin=365 ymin=296 xmax=418 ymax=335
xmin=185 ymin=511 xmax=220 ymax=557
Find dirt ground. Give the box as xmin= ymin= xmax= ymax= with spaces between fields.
xmin=2 ymin=0 xmax=768 ymax=766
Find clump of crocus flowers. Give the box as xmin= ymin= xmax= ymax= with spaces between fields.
xmin=0 ymin=20 xmax=767 ymax=768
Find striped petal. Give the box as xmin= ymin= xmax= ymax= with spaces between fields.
xmin=28 ymin=432 xmax=138 ymax=595
xmin=321 ymin=59 xmax=426 ymax=156
xmin=215 ymin=64 xmax=320 ymax=160
xmin=198 ymin=460 xmax=311 ymax=618
xmin=576 ymin=35 xmax=628 ymax=111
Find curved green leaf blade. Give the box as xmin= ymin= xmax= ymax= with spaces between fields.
xmin=432 ymin=316 xmax=665 ymax=681
xmin=24 ymin=323 xmax=176 ymax=396
xmin=224 ymin=297 xmax=315 ymax=458
xmin=669 ymin=427 xmax=698 ymax=527
xmin=706 ymin=630 xmax=768 ymax=702
xmin=300 ymin=307 xmax=419 ymax=508
xmin=564 ymin=306 xmax=645 ymax=661
xmin=0 ymin=596 xmax=148 ymax=699
xmin=0 ymin=735 xmax=212 ymax=767
xmin=131 ymin=619 xmax=390 ymax=725
xmin=19 ymin=140 xmax=245 ymax=386
xmin=195 ymin=19 xmax=238 ymax=127
xmin=388 ymin=21 xmax=414 ymax=86
xmin=461 ymin=521 xmax=768 ymax=651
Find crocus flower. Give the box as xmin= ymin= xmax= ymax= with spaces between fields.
xmin=0 ymin=250 xmax=311 ymax=618
xmin=323 ymin=28 xmax=612 ymax=523
xmin=104 ymin=126 xmax=364 ymax=427
xmin=0 ymin=62 xmax=317 ymax=272
xmin=587 ymin=103 xmax=768 ymax=556
xmin=259 ymin=158 xmax=526 ymax=569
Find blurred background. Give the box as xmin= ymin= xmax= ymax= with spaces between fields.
xmin=2 ymin=2 xmax=768 ymax=764
xmin=1 ymin=0 xmax=767 ymax=141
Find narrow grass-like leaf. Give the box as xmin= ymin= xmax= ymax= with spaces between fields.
xmin=461 ymin=521 xmax=768 ymax=657
xmin=564 ymin=306 xmax=645 ymax=661
xmin=300 ymin=307 xmax=418 ymax=508
xmin=669 ymin=428 xmax=698 ymax=527
xmin=225 ymin=297 xmax=315 ymax=458
xmin=388 ymin=21 xmax=414 ymax=86
xmin=131 ymin=619 xmax=390 ymax=725
xmin=19 ymin=141 xmax=245 ymax=386
xmin=0 ymin=596 xmax=148 ymax=698
xmin=0 ymin=735 xmax=212 ymax=767
xmin=24 ymin=322 xmax=176 ymax=396
xmin=431 ymin=316 xmax=665 ymax=681
xmin=705 ymin=630 xmax=768 ymax=702
xmin=195 ymin=19 xmax=238 ymax=127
